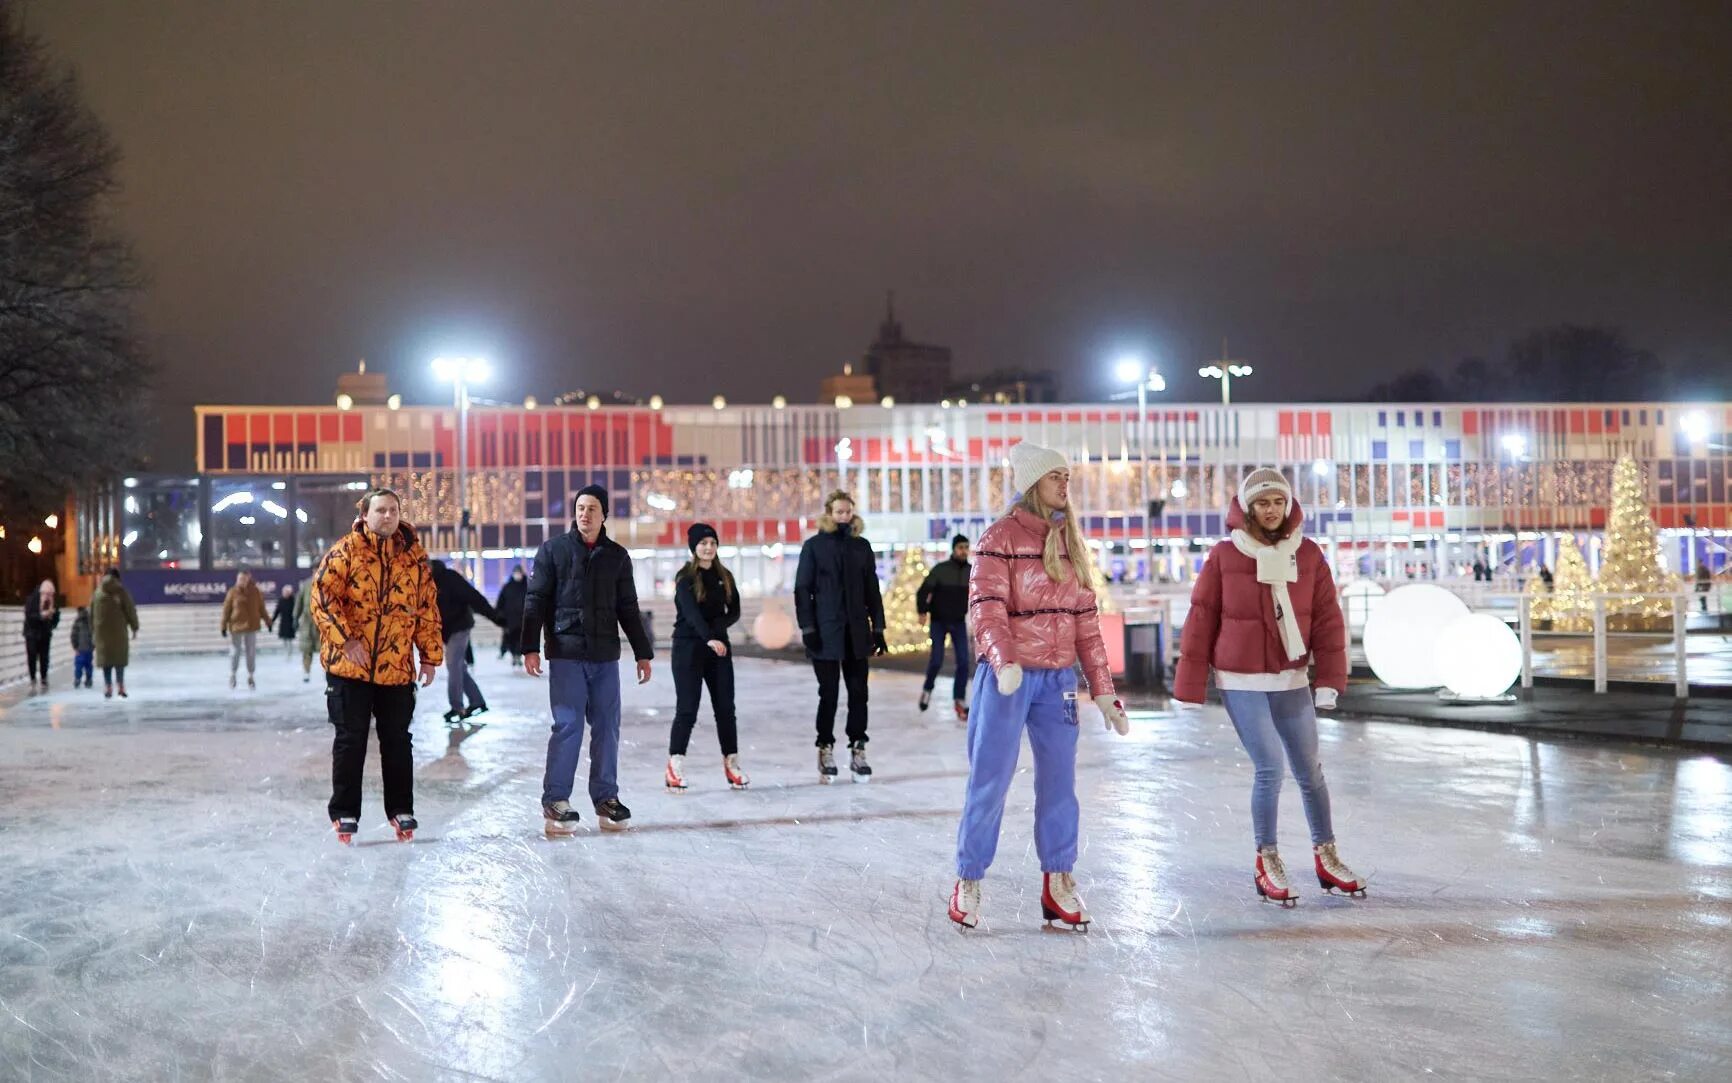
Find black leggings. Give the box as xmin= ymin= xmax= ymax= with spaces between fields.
xmin=25 ymin=634 xmax=51 ymax=680
xmin=669 ymin=639 xmax=738 ymax=756
xmin=102 ymin=665 xmax=126 ymax=685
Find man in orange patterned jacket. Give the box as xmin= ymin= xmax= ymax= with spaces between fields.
xmin=312 ymin=487 xmax=443 ymax=844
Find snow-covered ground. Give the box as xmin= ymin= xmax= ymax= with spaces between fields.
xmin=1 ymin=650 xmax=1728 ymax=1080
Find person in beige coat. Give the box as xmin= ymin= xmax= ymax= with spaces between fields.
xmin=220 ymin=569 xmax=269 ymax=690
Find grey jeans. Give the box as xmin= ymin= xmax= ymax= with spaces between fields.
xmin=229 ymin=631 xmax=258 ymax=676
xmin=445 ymin=628 xmax=484 ymax=713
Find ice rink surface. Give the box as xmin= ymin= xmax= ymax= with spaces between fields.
xmin=2 ymin=649 xmax=1728 ymax=1081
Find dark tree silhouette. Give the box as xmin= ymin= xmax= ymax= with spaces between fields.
xmin=1367 ymin=326 xmax=1662 ymax=402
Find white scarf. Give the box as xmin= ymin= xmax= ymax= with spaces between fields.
xmin=1231 ymin=526 xmax=1306 ymax=661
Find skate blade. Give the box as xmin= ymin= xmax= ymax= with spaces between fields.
xmin=819 ymin=775 xmax=836 ymax=785
xmin=728 ymin=780 xmax=749 ymax=790
xmin=598 ymin=819 xmax=630 ymax=832
xmin=666 ymin=782 xmax=687 ymax=792
xmin=851 ymin=773 xmax=871 ymax=783
xmin=948 ymin=909 xmax=979 ymax=929
xmin=543 ymin=822 xmax=579 ymax=837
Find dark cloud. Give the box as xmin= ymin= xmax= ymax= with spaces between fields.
xmin=28 ymin=0 xmax=1732 ymax=468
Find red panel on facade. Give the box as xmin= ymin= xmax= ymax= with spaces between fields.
xmin=226 ymin=414 xmax=247 ymax=446
xmin=342 ymin=414 xmax=362 ymax=442
xmin=1066 ymin=412 xmax=1083 ymax=423
xmin=1655 ymin=506 xmax=1679 ymax=528
xmin=1462 ymin=412 xmax=1478 ymax=435
xmin=433 ymin=415 xmax=453 ymax=463
xmin=632 ymin=415 xmax=653 ymax=463
xmin=1589 ymin=507 xmax=1606 ymax=527
xmin=1184 ymin=411 xmax=1198 ymax=422
xmin=1317 ymin=413 xmax=1332 ymax=436
xmin=1587 ymin=412 xmax=1602 ymax=434
xmin=1569 ymin=410 xmax=1585 ymax=434
xmin=273 ymin=414 xmax=293 ymax=443
xmin=1604 ymin=409 xmax=1620 ymax=434
xmin=1278 ymin=411 xmax=1295 ymax=436
xmin=1086 ymin=412 xmax=1103 ymax=423
xmin=546 ymin=414 xmax=564 ymax=464
xmin=296 ymin=414 xmax=317 ymax=442
xmin=248 ymin=414 xmax=269 ymax=444
xmin=1429 ymin=511 xmax=1445 ymax=528
xmin=611 ymin=415 xmax=629 ymax=463
xmin=1297 ymin=412 xmax=1313 ymax=436
xmin=658 ymin=523 xmax=678 ymax=546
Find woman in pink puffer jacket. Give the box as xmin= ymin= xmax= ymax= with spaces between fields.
xmin=1175 ymin=468 xmax=1365 ymax=907
xmin=947 ymin=442 xmax=1131 ymax=932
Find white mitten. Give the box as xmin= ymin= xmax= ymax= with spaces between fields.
xmin=1314 ymin=687 xmax=1339 ymax=711
xmin=1099 ymin=698 xmax=1130 ymax=735
xmin=995 ymin=663 xmax=1023 ymax=696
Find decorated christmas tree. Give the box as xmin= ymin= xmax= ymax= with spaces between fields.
xmin=1529 ymin=533 xmax=1592 ymax=632
xmin=882 ymin=547 xmax=934 ymax=655
xmin=1598 ymin=456 xmax=1679 ymax=631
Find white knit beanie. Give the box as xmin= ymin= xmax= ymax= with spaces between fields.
xmin=1009 ymin=441 xmax=1070 ymax=494
xmin=1238 ymin=467 xmax=1291 ymax=510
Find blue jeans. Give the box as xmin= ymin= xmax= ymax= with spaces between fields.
xmin=955 ymin=665 xmax=1079 ymax=880
xmin=922 ymin=619 xmax=972 ymax=703
xmin=541 ymin=659 xmax=622 ymax=806
xmin=1220 ymin=688 xmax=1334 ymax=849
xmin=74 ymin=650 xmax=94 ymax=685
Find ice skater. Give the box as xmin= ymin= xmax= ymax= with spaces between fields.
xmin=522 ymin=484 xmax=654 ymax=835
xmin=220 ymin=569 xmax=268 ymax=690
xmin=949 ymin=443 xmax=1130 ymax=931
xmin=666 ymin=522 xmax=747 ymax=792
xmin=1173 ymin=468 xmax=1363 ymax=906
xmin=494 ymin=564 xmax=528 ymax=665
xmin=91 ymin=567 xmax=138 ymax=698
xmin=292 ymin=574 xmax=317 ymax=682
xmin=794 ymin=489 xmax=887 ymax=783
xmin=917 ymin=533 xmax=973 ymax=721
xmin=430 ymin=558 xmax=504 ymax=724
xmin=312 ymin=488 xmax=442 ymax=844
xmin=271 ymin=583 xmax=298 ymax=658
xmin=70 ymin=606 xmax=94 ymax=689
xmin=22 ymin=579 xmax=59 ymax=690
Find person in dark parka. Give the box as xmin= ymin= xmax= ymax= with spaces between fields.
xmin=917 ymin=533 xmax=974 ymax=720
xmin=494 ymin=564 xmax=529 ymax=664
xmin=794 ymin=489 xmax=887 ymax=783
xmin=23 ymin=579 xmax=60 ymax=689
xmin=430 ymin=559 xmax=503 ymax=724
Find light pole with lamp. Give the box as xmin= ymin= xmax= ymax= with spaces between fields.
xmin=433 ymin=356 xmax=490 ymax=580
xmin=1198 ymin=339 xmax=1252 ymax=404
xmin=1114 ymin=356 xmax=1167 ymax=583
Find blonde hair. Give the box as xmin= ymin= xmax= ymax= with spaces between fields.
xmin=818 ymin=489 xmax=865 ymax=536
xmin=1017 ymin=485 xmax=1099 ymax=592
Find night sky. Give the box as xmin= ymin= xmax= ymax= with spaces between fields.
xmin=28 ymin=1 xmax=1732 ymax=470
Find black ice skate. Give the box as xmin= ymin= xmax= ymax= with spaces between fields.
xmin=594 ymin=798 xmax=632 ymax=832
xmin=919 ymin=688 xmax=932 ymax=712
xmin=442 ymin=708 xmax=464 ymax=727
xmin=954 ymin=699 xmax=969 ymax=724
xmin=390 ymin=815 xmax=417 ymax=842
xmin=849 ymin=743 xmax=872 ymax=782
xmin=332 ymin=818 xmax=359 ymax=845
xmin=462 ymin=703 xmax=489 ymax=720
xmin=542 ymin=800 xmax=581 ymax=836
xmin=818 ymin=744 xmax=839 ymax=784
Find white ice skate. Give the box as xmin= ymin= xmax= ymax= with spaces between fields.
xmin=1314 ymin=842 xmax=1367 ymax=897
xmin=948 ymin=879 xmax=982 ymax=929
xmin=723 ymin=754 xmax=750 ymax=790
xmin=1255 ymin=847 xmax=1298 ymax=907
xmin=817 ymin=744 xmax=838 ymax=784
xmin=665 ymin=755 xmax=687 ymax=792
xmin=849 ymin=743 xmax=872 ymax=783
xmin=1041 ymin=872 xmax=1090 ymax=930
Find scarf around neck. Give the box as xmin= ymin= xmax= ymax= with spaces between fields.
xmin=1230 ymin=526 xmax=1306 ymax=661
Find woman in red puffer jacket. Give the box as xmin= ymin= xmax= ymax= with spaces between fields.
xmin=1175 ymin=468 xmax=1366 ymax=907
xmin=946 ymin=442 xmax=1131 ymax=933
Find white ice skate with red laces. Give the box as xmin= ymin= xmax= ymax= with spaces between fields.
xmin=665 ymin=755 xmax=687 ymax=792
xmin=1041 ymin=872 xmax=1090 ymax=930
xmin=1255 ymin=847 xmax=1298 ymax=907
xmin=723 ymin=754 xmax=750 ymax=790
xmin=1314 ymin=842 xmax=1367 ymax=897
xmin=948 ymin=878 xmax=981 ymax=929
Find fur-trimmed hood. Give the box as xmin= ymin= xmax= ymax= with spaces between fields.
xmin=818 ymin=512 xmax=866 ymax=536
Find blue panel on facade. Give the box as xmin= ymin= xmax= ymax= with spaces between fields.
xmin=480 ymin=525 xmax=501 ymax=548
xmin=411 ymin=452 xmax=431 ymax=468
xmin=525 ymin=523 xmax=545 ymax=547
xmin=525 ymin=472 xmax=541 ymax=492
xmin=1410 ymin=440 xmax=1424 ymax=458
xmin=226 ymin=445 xmax=245 ymax=470
xmin=373 ymin=453 xmax=387 ymax=467
xmin=614 ymin=495 xmax=631 ymax=518
xmin=525 ymin=499 xmax=543 ymax=519
xmin=1377 ymin=411 xmax=1386 ymax=428
xmin=388 ymin=452 xmax=408 ymax=468
xmin=1433 ymin=411 xmax=1442 ymax=427
xmin=612 ymin=470 xmax=629 ymax=493
xmin=1204 ymin=513 xmax=1224 ymax=536
xmin=676 ymin=455 xmax=696 ymax=466
xmin=1446 ymin=439 xmax=1461 ymax=459
xmin=203 ymin=416 xmax=224 ymax=470
xmin=504 ymin=525 xmax=523 ymax=549
xmin=1396 ymin=411 xmax=1407 ymax=427
xmin=1184 ymin=514 xmax=1203 ymax=535
xmin=1414 ymin=411 xmax=1424 ymax=428
xmin=1372 ymin=440 xmax=1388 ymax=460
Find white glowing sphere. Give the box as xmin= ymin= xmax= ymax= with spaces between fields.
xmin=1363 ymin=584 xmax=1470 ymax=689
xmin=1339 ymin=578 xmax=1386 ymax=633
xmin=1438 ymin=614 xmax=1522 ymax=698
xmin=752 ymin=606 xmax=795 ymax=651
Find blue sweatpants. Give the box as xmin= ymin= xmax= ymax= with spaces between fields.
xmin=954 ymin=665 xmax=1080 ymax=880
xmin=541 ymin=659 xmax=622 ymax=806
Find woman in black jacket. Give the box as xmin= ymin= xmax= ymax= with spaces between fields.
xmin=23 ymin=579 xmax=60 ymax=690
xmin=494 ymin=564 xmax=528 ymax=664
xmin=666 ymin=523 xmax=746 ymax=791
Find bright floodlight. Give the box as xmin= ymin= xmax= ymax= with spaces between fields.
xmin=1681 ymin=410 xmax=1709 ymax=443
xmin=1147 ymin=371 xmax=1167 ymax=392
xmin=1313 ymin=459 xmax=1330 ymax=477
xmin=433 ymin=356 xmax=489 ymax=383
xmin=1199 ymin=365 xmax=1222 ymax=378
xmin=771 ymin=395 xmax=787 ymax=409
xmin=1501 ymin=433 xmax=1527 ymax=457
xmin=1115 ymin=357 xmax=1145 ymax=384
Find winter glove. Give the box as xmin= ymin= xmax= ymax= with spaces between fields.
xmin=220 ymin=628 xmax=228 ymax=638
xmin=872 ymin=631 xmax=889 ymax=656
xmin=1314 ymin=687 xmax=1339 ymax=711
xmin=802 ymin=629 xmax=823 ymax=653
xmin=995 ymin=663 xmax=1023 ymax=696
xmin=1099 ymin=697 xmax=1130 ymax=735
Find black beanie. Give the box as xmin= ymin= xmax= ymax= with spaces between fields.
xmin=575 ymin=484 xmax=609 ymax=518
xmin=951 ymin=533 xmax=969 ymax=548
xmin=687 ymin=522 xmax=719 ymax=553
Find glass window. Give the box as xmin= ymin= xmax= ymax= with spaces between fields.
xmin=209 ymin=478 xmax=288 ymax=569
xmin=121 ymin=477 xmax=201 ymax=570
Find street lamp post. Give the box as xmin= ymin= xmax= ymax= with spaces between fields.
xmin=1115 ymin=357 xmax=1167 ymax=584
xmin=1198 ymin=339 xmax=1252 ymax=404
xmin=433 ymin=357 xmax=490 ymax=579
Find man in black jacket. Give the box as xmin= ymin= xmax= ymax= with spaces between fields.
xmin=494 ymin=564 xmax=528 ymax=664
xmin=917 ymin=533 xmax=973 ymax=720
xmin=523 ymin=485 xmax=654 ymax=833
xmin=430 ymin=559 xmax=503 ymax=724
xmin=794 ymin=490 xmax=886 ymax=783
